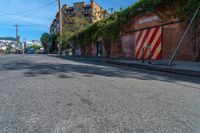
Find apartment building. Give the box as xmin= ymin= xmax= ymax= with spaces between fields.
xmin=50 ymin=0 xmax=109 ymax=36
xmin=50 ymin=12 xmax=60 ymax=36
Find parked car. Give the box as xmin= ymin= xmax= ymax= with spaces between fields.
xmin=27 ymin=47 xmax=35 ymax=54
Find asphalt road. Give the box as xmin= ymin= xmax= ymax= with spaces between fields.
xmin=0 ymin=54 xmax=200 ymax=133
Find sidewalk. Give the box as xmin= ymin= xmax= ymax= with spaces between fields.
xmin=52 ymin=55 xmax=200 ymax=77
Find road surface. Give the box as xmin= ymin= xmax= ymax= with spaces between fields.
xmin=0 ymin=55 xmax=200 ymax=133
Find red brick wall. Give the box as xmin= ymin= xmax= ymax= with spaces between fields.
xmin=109 ymin=34 xmax=135 ymax=58
xmin=121 ymin=13 xmax=197 ymax=61
xmin=80 ymin=13 xmax=197 ymax=61
xmin=83 ymin=43 xmax=107 ymax=57
xmin=83 ymin=44 xmax=95 ymax=56
xmin=121 ymin=34 xmax=135 ymax=58
xmin=110 ymin=43 xmax=121 ymax=57
xmin=162 ymin=22 xmax=197 ymax=60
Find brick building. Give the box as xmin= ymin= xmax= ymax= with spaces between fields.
xmin=79 ymin=13 xmax=198 ymax=61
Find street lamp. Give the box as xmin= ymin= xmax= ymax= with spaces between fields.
xmin=23 ymin=38 xmax=26 ymax=54
xmin=58 ymin=0 xmax=63 ymax=56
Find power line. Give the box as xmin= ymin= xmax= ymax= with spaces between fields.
xmin=18 ymin=24 xmax=50 ymax=27
xmin=0 ymin=0 xmax=10 ymax=14
xmin=0 ymin=24 xmax=50 ymax=27
xmin=0 ymin=0 xmax=57 ymax=24
xmin=16 ymin=24 xmax=19 ymax=47
xmin=0 ymin=0 xmax=56 ymax=17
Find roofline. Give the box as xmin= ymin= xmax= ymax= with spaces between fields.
xmin=73 ymin=1 xmax=85 ymax=4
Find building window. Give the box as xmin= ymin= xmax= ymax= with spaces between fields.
xmin=64 ymin=10 xmax=67 ymax=15
xmin=85 ymin=7 xmax=91 ymax=12
xmin=77 ymin=7 xmax=81 ymax=12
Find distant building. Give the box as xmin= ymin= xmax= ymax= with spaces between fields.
xmin=0 ymin=39 xmax=22 ymax=53
xmin=26 ymin=41 xmax=34 ymax=47
xmin=0 ymin=42 xmax=7 ymax=50
xmin=50 ymin=0 xmax=109 ymax=36
xmin=50 ymin=12 xmax=60 ymax=36
xmin=0 ymin=39 xmax=18 ymax=48
xmin=32 ymin=40 xmax=42 ymax=46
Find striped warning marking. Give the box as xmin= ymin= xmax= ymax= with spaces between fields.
xmin=135 ymin=27 xmax=162 ymax=60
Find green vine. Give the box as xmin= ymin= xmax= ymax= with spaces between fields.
xmin=68 ymin=0 xmax=199 ymax=56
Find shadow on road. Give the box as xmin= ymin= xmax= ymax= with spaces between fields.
xmin=0 ymin=55 xmax=199 ymax=89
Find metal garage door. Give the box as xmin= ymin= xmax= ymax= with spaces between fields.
xmin=135 ymin=27 xmax=162 ymax=60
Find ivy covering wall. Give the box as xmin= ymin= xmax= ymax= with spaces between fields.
xmin=69 ymin=0 xmax=200 ymax=53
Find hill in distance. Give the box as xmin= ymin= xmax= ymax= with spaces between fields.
xmin=0 ymin=37 xmax=16 ymax=41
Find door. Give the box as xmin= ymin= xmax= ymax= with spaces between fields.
xmin=135 ymin=27 xmax=162 ymax=60
xmin=96 ymin=41 xmax=103 ymax=56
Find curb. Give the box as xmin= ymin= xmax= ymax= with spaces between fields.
xmin=53 ymin=56 xmax=200 ymax=78
xmin=105 ymin=60 xmax=200 ymax=77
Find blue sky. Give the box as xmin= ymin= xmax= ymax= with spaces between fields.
xmin=0 ymin=0 xmax=136 ymax=41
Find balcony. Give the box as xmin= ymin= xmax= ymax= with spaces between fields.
xmin=84 ymin=10 xmax=91 ymax=14
xmin=84 ymin=6 xmax=91 ymax=14
xmin=69 ymin=13 xmax=76 ymax=17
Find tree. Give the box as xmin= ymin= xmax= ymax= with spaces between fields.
xmin=6 ymin=44 xmax=12 ymax=53
xmin=62 ymin=17 xmax=89 ymax=50
xmin=40 ymin=33 xmax=50 ymax=50
xmin=31 ymin=45 xmax=41 ymax=51
xmin=49 ymin=34 xmax=58 ymax=53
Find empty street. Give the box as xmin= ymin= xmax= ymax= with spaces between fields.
xmin=0 ymin=55 xmax=200 ymax=132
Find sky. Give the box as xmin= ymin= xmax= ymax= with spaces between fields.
xmin=0 ymin=0 xmax=136 ymax=41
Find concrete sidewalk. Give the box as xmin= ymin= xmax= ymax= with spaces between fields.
xmin=52 ymin=55 xmax=200 ymax=77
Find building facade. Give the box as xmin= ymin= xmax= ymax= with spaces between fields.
xmin=50 ymin=0 xmax=109 ymax=36
xmin=50 ymin=12 xmax=60 ymax=36
xmin=76 ymin=12 xmax=199 ymax=61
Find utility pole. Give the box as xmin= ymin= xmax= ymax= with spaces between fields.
xmin=58 ymin=0 xmax=62 ymax=56
xmin=48 ymin=36 xmax=50 ymax=54
xmin=16 ymin=24 xmax=19 ymax=48
xmin=23 ymin=38 xmax=26 ymax=55
xmin=168 ymin=4 xmax=200 ymax=66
